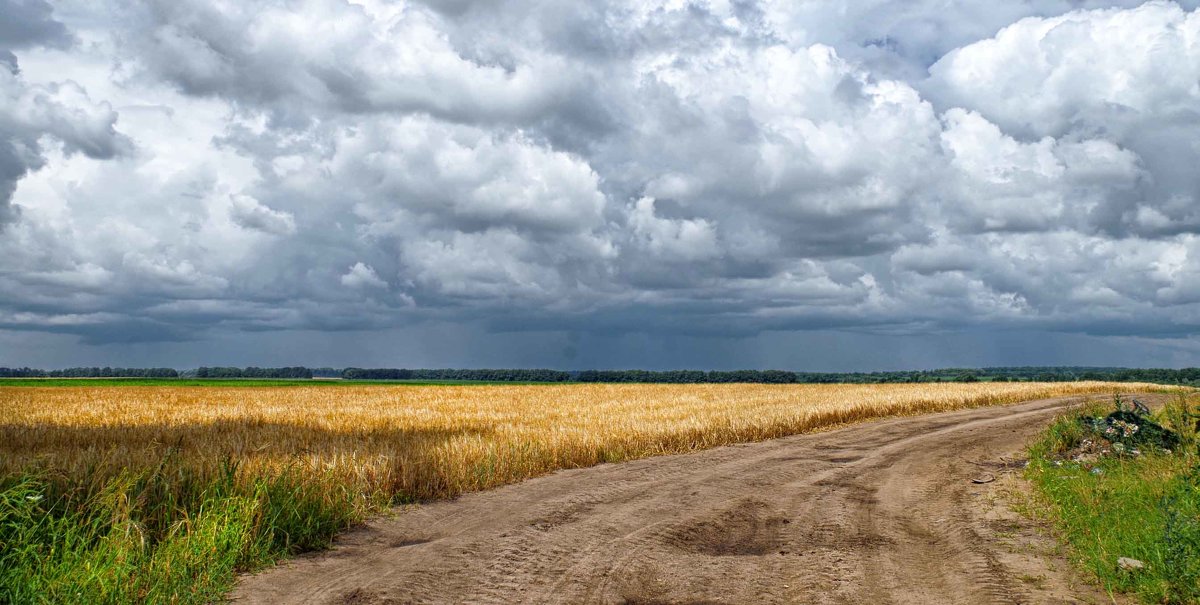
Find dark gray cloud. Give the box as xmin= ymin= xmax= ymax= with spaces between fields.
xmin=0 ymin=0 xmax=71 ymax=51
xmin=2 ymin=0 xmax=1200 ymax=368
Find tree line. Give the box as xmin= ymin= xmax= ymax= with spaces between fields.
xmin=339 ymin=369 xmax=797 ymax=382
xmin=4 ymin=366 xmax=1200 ymax=385
xmin=190 ymin=367 xmax=313 ymax=379
xmin=338 ymin=367 xmax=1200 ymax=384
xmin=0 ymin=367 xmax=178 ymax=378
xmin=0 ymin=367 xmax=308 ymax=379
xmin=573 ymin=370 xmax=799 ymax=383
xmin=340 ymin=368 xmax=572 ymax=381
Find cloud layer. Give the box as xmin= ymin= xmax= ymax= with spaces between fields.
xmin=3 ymin=0 xmax=1200 ymax=366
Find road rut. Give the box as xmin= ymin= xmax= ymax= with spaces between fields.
xmin=234 ymin=395 xmax=1135 ymax=604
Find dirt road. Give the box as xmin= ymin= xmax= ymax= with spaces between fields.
xmin=234 ymin=395 xmax=1132 ymax=604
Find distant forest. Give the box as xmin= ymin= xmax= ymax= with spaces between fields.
xmin=0 ymin=367 xmax=180 ymax=378
xmin=0 ymin=367 xmax=308 ymax=379
xmin=3 ymin=366 xmax=1200 ymax=385
xmin=340 ymin=367 xmax=1200 ymax=385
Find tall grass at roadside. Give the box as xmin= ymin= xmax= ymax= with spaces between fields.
xmin=1 ymin=461 xmax=372 ymax=604
xmin=0 ymin=382 xmax=1179 ymax=603
xmin=1025 ymin=394 xmax=1200 ymax=604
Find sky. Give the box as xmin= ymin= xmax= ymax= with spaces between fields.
xmin=3 ymin=0 xmax=1200 ymax=371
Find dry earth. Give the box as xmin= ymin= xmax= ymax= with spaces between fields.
xmin=234 ymin=395 xmax=1143 ymax=605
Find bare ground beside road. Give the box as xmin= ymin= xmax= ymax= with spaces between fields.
xmin=234 ymin=395 xmax=1147 ymax=605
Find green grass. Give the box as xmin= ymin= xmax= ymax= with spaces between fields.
xmin=1025 ymin=396 xmax=1200 ymax=604
xmin=0 ymin=378 xmax=569 ymax=387
xmin=0 ymin=459 xmax=387 ymax=604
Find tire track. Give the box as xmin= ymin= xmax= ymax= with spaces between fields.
xmin=233 ymin=395 xmax=1146 ymax=605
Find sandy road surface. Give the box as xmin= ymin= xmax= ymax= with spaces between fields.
xmin=234 ymin=395 xmax=1135 ymax=605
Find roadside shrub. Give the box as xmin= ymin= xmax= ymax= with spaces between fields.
xmin=1160 ymin=393 xmax=1200 ymax=453
xmin=1161 ymin=466 xmax=1200 ymax=603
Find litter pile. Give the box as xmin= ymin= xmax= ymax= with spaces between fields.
xmin=1062 ymin=398 xmax=1180 ymax=467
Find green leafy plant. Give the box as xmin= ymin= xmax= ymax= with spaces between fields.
xmin=1161 ymin=466 xmax=1200 ymax=603
xmin=1160 ymin=393 xmax=1199 ymax=453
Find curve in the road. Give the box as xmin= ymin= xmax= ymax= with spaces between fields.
xmin=234 ymin=394 xmax=1142 ymax=605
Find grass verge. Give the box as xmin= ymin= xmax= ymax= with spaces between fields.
xmin=0 ymin=460 xmax=380 ymax=604
xmin=1024 ymin=394 xmax=1200 ymax=604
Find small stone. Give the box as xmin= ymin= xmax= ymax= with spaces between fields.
xmin=1117 ymin=557 xmax=1145 ymax=571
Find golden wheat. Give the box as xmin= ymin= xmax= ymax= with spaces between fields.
xmin=0 ymin=382 xmax=1175 ymax=502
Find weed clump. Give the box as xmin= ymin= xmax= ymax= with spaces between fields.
xmin=1076 ymin=396 xmax=1181 ymax=453
xmin=0 ymin=460 xmax=371 ymax=604
xmin=1162 ymin=467 xmax=1200 ymax=603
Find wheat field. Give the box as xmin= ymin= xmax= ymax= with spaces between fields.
xmin=1 ymin=381 xmax=1181 ymax=602
xmin=0 ymin=381 xmax=1172 ymax=500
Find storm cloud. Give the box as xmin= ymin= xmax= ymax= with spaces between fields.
xmin=3 ymin=0 xmax=1200 ymax=369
